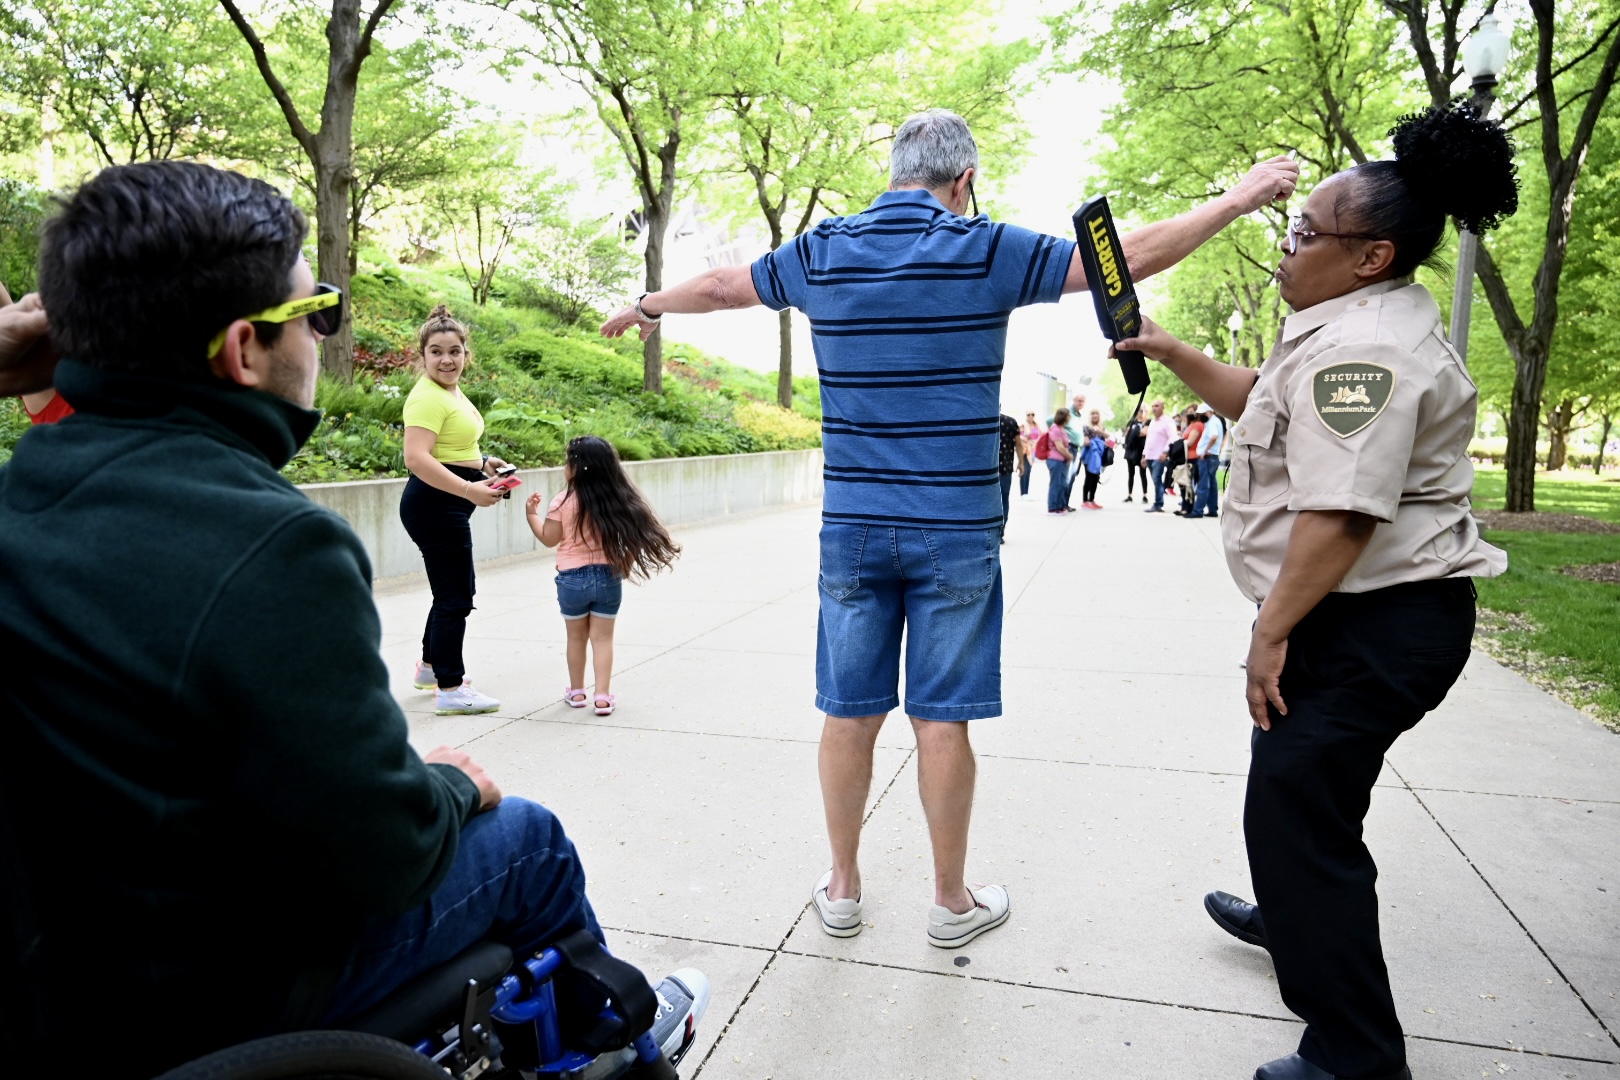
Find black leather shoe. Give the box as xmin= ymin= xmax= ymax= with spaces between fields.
xmin=1254 ymin=1054 xmax=1411 ymax=1080
xmin=1204 ymin=890 xmax=1268 ymax=949
xmin=1255 ymin=1056 xmax=1334 ymax=1080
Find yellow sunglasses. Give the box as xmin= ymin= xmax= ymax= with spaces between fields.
xmin=206 ymin=283 xmax=345 ymax=358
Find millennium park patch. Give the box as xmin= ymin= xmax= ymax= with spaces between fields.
xmin=1311 ymin=361 xmax=1395 ymax=438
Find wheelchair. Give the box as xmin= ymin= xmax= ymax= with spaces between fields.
xmin=150 ymin=931 xmax=694 ymax=1080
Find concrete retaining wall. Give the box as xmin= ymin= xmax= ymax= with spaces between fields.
xmin=300 ymin=448 xmax=823 ymax=581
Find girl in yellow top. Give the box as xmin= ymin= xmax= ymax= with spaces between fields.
xmin=400 ymin=304 xmax=511 ymax=716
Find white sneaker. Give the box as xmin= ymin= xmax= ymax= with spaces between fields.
xmin=927 ymin=884 xmax=1011 ymax=948
xmin=434 ymin=682 xmax=501 ymax=716
xmin=812 ymin=870 xmax=864 ymax=937
xmin=412 ymin=660 xmax=437 ymax=690
xmin=650 ymin=967 xmax=710 ymax=1065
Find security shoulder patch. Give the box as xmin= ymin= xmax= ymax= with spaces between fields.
xmin=1311 ymin=361 xmax=1395 ymax=438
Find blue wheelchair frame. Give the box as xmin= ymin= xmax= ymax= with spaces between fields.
xmin=407 ymin=944 xmax=670 ymax=1080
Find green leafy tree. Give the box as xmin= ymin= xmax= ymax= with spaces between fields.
xmin=713 ymin=0 xmax=899 ymax=406
xmin=424 ymin=139 xmax=570 ymax=306
xmin=0 ymin=0 xmax=256 ymax=169
xmin=518 ymin=217 xmax=640 ymax=324
xmin=218 ymin=0 xmax=409 ymax=382
xmin=509 ymin=0 xmax=730 ymax=394
xmin=232 ymin=22 xmax=467 ymax=276
xmin=1384 ymin=0 xmax=1620 ymax=509
xmin=712 ymin=0 xmax=1034 ymax=407
xmin=1053 ymin=0 xmax=1414 ymax=369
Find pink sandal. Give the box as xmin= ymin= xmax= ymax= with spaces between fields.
xmin=564 ymin=687 xmax=589 ymax=709
xmin=594 ymin=693 xmax=616 ymax=716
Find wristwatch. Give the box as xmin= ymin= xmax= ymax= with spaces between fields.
xmin=634 ymin=293 xmax=662 ymax=324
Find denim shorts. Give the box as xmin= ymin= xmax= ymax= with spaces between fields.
xmin=556 ymin=564 xmax=622 ymax=620
xmin=815 ymin=523 xmax=1003 ymax=722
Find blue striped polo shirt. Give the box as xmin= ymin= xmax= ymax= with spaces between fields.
xmin=751 ymin=189 xmax=1075 ymax=529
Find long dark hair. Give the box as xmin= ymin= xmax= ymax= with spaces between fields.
xmin=563 ymin=436 xmax=680 ymax=581
xmin=1337 ymin=101 xmax=1519 ymax=278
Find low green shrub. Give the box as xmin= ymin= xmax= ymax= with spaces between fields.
xmin=734 ymin=400 xmax=822 ymax=450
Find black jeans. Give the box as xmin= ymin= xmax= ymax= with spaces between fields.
xmin=1125 ymin=457 xmax=1146 ymax=496
xmin=1081 ymin=469 xmax=1100 ymax=503
xmin=1246 ymin=578 xmax=1475 ymax=1079
xmin=999 ymin=471 xmax=1013 ymax=537
xmin=400 ymin=466 xmax=484 ymax=689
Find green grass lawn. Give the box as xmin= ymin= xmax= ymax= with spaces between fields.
xmin=1471 ymin=465 xmax=1620 ymax=523
xmin=1475 ymin=529 xmax=1620 ymax=726
xmin=1468 ymin=468 xmax=1620 ymax=728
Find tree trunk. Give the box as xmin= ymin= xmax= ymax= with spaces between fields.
xmin=777 ymin=307 xmax=793 ymax=409
xmin=311 ymin=2 xmax=362 ymax=384
xmin=312 ymin=148 xmax=355 ymax=382
xmin=1503 ymin=338 xmax=1549 ymax=511
xmin=1596 ymin=413 xmax=1614 ymax=474
xmin=640 ymin=204 xmax=666 ymax=395
xmin=1545 ymin=398 xmax=1574 ymax=471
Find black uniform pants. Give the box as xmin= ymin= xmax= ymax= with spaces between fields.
xmin=400 ymin=466 xmax=484 ymax=690
xmin=1246 ymin=578 xmax=1475 ymax=1079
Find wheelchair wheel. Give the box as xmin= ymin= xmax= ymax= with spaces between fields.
xmin=152 ymin=1030 xmax=452 ymax=1080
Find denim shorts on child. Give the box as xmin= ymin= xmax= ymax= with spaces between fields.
xmin=815 ymin=523 xmax=1003 ymax=722
xmin=556 ymin=564 xmax=622 ymax=620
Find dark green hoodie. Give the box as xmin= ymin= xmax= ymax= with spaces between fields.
xmin=0 ymin=361 xmax=480 ymax=1076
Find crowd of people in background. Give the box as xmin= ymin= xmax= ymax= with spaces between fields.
xmin=1000 ymin=391 xmax=1230 ymax=534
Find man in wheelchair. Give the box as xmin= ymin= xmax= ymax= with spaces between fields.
xmin=0 ymin=162 xmax=708 ymax=1078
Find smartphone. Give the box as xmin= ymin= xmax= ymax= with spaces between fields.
xmin=496 ymin=464 xmax=519 ymax=478
xmin=489 ymin=474 xmax=523 ymax=499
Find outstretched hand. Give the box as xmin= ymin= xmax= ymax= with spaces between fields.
xmin=601 ymin=303 xmax=659 ymax=341
xmin=1112 ymin=316 xmax=1187 ymax=364
xmin=1228 ymin=155 xmax=1299 ymax=215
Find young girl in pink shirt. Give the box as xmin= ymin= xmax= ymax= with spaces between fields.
xmin=525 ymin=436 xmax=680 ymax=715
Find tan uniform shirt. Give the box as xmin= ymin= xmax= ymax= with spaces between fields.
xmin=1221 ymin=280 xmax=1506 ymax=603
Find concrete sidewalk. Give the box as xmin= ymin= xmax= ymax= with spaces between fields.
xmin=375 ymin=468 xmax=1620 ymax=1079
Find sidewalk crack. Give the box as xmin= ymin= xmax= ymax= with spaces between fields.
xmin=1386 ymin=757 xmax=1620 ymax=1053
xmin=688 ymin=745 xmax=917 ymax=1078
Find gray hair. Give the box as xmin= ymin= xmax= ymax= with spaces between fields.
xmin=889 ymin=109 xmax=979 ymax=190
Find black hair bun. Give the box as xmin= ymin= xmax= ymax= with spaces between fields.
xmin=1390 ymin=101 xmax=1519 ymax=234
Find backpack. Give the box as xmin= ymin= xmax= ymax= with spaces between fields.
xmin=1101 ymin=442 xmax=1115 ymax=468
xmin=1034 ymin=431 xmax=1052 ymax=460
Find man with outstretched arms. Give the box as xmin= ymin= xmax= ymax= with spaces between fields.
xmin=602 ymin=109 xmax=1296 ymax=948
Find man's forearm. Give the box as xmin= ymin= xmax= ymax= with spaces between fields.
xmin=639 ymin=265 xmax=759 ymax=317
xmin=1121 ymin=193 xmax=1247 ymax=282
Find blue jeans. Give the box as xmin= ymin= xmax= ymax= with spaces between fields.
xmin=1046 ymin=458 xmax=1068 ymax=511
xmin=816 ymin=524 xmax=1003 ymax=721
xmin=1193 ymin=456 xmax=1221 ymax=517
xmin=320 ymin=798 xmax=605 ymax=1024
xmin=557 ymin=564 xmax=623 ymax=619
xmin=1148 ymin=459 xmax=1167 ymax=509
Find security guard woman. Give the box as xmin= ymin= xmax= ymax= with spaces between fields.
xmin=1115 ymin=102 xmax=1519 ymax=1080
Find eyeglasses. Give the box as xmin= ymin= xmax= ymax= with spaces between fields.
xmin=954 ymin=169 xmax=980 ymax=217
xmin=1285 ymin=215 xmax=1381 ymax=254
xmin=207 ymin=282 xmax=345 ymax=358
